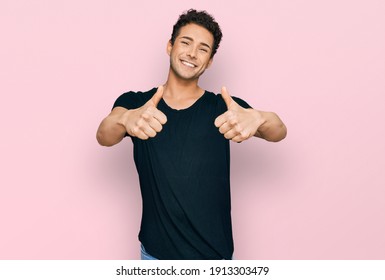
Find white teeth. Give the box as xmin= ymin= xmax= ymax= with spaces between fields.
xmin=181 ymin=60 xmax=196 ymax=68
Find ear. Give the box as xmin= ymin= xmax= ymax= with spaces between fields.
xmin=166 ymin=40 xmax=172 ymax=56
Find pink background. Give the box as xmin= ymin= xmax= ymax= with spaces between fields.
xmin=1 ymin=0 xmax=384 ymax=259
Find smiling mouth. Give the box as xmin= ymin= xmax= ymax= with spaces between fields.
xmin=181 ymin=60 xmax=197 ymax=68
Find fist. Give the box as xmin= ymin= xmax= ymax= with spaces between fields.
xmin=119 ymin=86 xmax=167 ymax=140
xmin=214 ymin=87 xmax=265 ymax=142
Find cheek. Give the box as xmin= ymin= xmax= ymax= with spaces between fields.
xmin=201 ymin=57 xmax=212 ymax=67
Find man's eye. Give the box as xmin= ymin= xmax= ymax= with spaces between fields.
xmin=200 ymin=49 xmax=208 ymax=53
xmin=181 ymin=41 xmax=189 ymax=45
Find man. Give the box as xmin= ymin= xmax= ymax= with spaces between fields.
xmin=97 ymin=9 xmax=286 ymax=260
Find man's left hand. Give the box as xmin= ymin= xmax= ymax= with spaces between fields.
xmin=214 ymin=87 xmax=265 ymax=143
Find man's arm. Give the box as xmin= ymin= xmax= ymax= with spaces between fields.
xmin=250 ymin=110 xmax=287 ymax=142
xmin=214 ymin=87 xmax=287 ymax=143
xmin=96 ymin=86 xmax=167 ymax=146
xmin=96 ymin=107 xmax=130 ymax=147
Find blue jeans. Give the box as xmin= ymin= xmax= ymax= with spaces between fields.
xmin=140 ymin=244 xmax=158 ymax=260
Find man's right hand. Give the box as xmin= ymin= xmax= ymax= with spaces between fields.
xmin=118 ymin=86 xmax=167 ymax=140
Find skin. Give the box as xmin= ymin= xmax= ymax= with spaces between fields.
xmin=96 ymin=23 xmax=287 ymax=146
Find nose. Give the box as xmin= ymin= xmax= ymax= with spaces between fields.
xmin=186 ymin=46 xmax=197 ymax=58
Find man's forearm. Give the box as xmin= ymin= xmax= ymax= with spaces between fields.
xmin=255 ymin=111 xmax=287 ymax=142
xmin=96 ymin=108 xmax=128 ymax=147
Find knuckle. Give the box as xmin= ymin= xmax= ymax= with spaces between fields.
xmin=227 ymin=110 xmax=235 ymax=117
xmin=135 ymin=119 xmax=143 ymax=127
xmin=229 ymin=118 xmax=238 ymax=126
xmin=132 ymin=127 xmax=139 ymax=134
xmin=240 ymin=131 xmax=249 ymax=139
xmin=141 ymin=113 xmax=150 ymax=121
xmin=146 ymin=107 xmax=155 ymax=115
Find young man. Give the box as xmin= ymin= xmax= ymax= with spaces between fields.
xmin=97 ymin=9 xmax=286 ymax=260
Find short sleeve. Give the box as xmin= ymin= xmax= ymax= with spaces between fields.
xmin=111 ymin=91 xmax=141 ymax=139
xmin=215 ymin=93 xmax=253 ymax=116
xmin=112 ymin=91 xmax=141 ymax=111
xmin=110 ymin=89 xmax=156 ymax=138
xmin=232 ymin=96 xmax=252 ymax=109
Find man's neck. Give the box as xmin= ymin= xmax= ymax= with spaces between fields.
xmin=163 ymin=70 xmax=204 ymax=100
xmin=161 ymin=70 xmax=205 ymax=109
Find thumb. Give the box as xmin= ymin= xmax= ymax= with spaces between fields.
xmin=150 ymin=86 xmax=164 ymax=107
xmin=221 ymin=86 xmax=234 ymax=109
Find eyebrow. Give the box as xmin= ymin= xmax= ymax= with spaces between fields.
xmin=180 ymin=36 xmax=212 ymax=50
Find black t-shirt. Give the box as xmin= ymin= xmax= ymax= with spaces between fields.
xmin=113 ymin=87 xmax=251 ymax=260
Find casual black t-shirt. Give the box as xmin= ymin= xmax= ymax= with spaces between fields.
xmin=113 ymin=87 xmax=251 ymax=260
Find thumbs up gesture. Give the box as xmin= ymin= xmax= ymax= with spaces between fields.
xmin=214 ymin=87 xmax=265 ymax=143
xmin=118 ymin=86 xmax=167 ymax=140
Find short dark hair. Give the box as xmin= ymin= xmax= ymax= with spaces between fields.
xmin=170 ymin=9 xmax=223 ymax=58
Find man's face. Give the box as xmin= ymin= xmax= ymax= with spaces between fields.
xmin=167 ymin=23 xmax=214 ymax=81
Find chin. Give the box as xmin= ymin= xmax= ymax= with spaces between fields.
xmin=173 ymin=70 xmax=198 ymax=81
